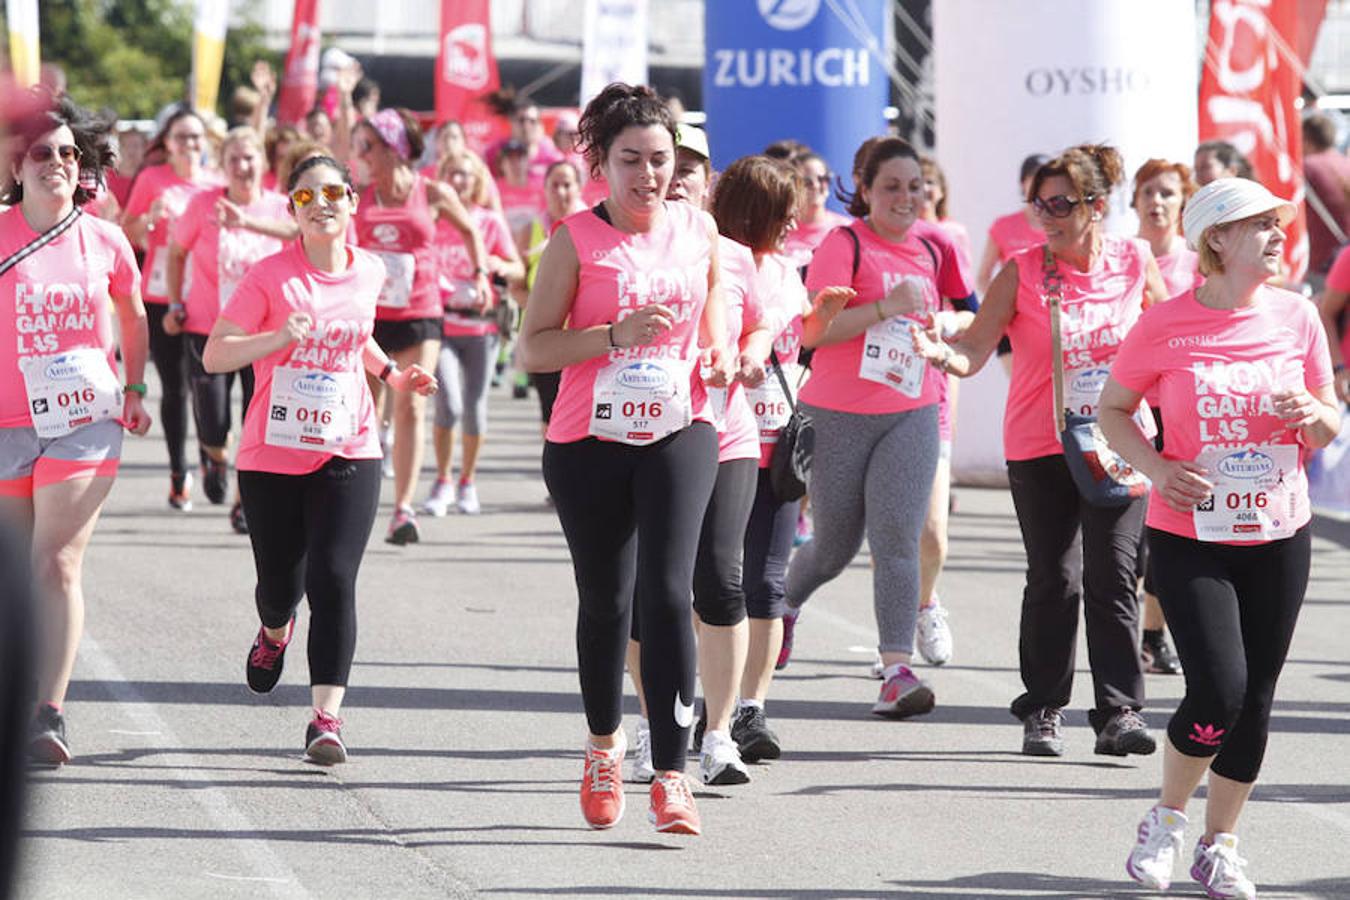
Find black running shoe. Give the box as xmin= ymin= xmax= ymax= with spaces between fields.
xmin=246 ymin=617 xmax=294 ymax=694
xmin=1021 ymin=706 xmax=1065 ymax=757
xmin=731 ymin=705 xmax=781 ymax=762
xmin=1141 ymin=629 xmax=1183 ymax=675
xmin=29 ymin=703 xmax=71 ymax=767
xmin=690 ymin=709 xmax=707 ymax=754
xmin=203 ymin=458 xmax=228 ymax=505
xmin=305 ymin=709 xmax=347 ymax=765
xmin=1095 ymin=708 xmax=1157 ymax=757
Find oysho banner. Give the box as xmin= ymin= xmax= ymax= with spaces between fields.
xmin=703 ymin=0 xmax=887 ymax=194
xmin=276 ymin=0 xmax=321 ymax=127
xmin=581 ymin=0 xmax=649 ymax=107
xmin=934 ymin=0 xmax=1198 ymax=483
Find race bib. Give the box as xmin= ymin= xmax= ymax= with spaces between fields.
xmin=1193 ymin=444 xmax=1305 ymax=542
xmin=746 ymin=363 xmax=797 ymax=443
xmin=859 ymin=316 xmax=924 ymax=398
xmin=1056 ymin=363 xmax=1157 ymax=439
xmin=263 ymin=367 xmax=358 ymax=452
xmin=441 ymin=276 xmax=481 ymax=312
xmin=374 ymin=251 xmax=415 ymax=309
xmin=146 ymin=251 xmax=168 ymax=297
xmin=588 ymin=357 xmax=692 ymax=446
xmin=21 ymin=349 xmax=122 ymax=439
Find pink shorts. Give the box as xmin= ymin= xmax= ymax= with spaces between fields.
xmin=0 ymin=420 xmax=122 ymax=497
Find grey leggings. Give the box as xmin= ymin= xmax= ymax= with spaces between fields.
xmin=785 ymin=402 xmax=939 ymax=655
xmin=434 ymin=333 xmax=499 ymax=434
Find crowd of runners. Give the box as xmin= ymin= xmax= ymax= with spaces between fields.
xmin=1 ymin=61 xmax=1346 ymax=899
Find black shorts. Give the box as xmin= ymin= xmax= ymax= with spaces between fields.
xmin=373 ymin=317 xmax=441 ymax=354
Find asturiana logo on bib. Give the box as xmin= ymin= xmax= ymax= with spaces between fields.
xmin=616 ymin=362 xmax=670 ymax=391
xmin=1217 ymin=449 xmax=1274 ymax=480
xmin=44 ymin=355 xmax=84 ymax=381
xmin=1070 ymin=368 xmax=1109 ymax=393
xmin=758 ymin=0 xmax=820 ymax=30
xmin=294 ymin=373 xmax=341 ymax=399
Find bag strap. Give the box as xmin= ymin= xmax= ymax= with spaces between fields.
xmin=1043 ymin=244 xmax=1068 ymax=433
xmin=769 ymin=348 xmax=798 ymax=414
xmin=0 ymin=206 xmax=82 ymax=277
xmin=845 ymin=223 xmax=861 ymax=280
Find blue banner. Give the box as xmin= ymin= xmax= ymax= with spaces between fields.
xmin=703 ymin=0 xmax=889 ymax=205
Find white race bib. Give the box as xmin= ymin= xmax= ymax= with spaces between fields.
xmin=263 ymin=367 xmax=358 ymax=452
xmin=1056 ymin=363 xmax=1157 ymax=439
xmin=1193 ymin=444 xmax=1305 ymax=542
xmin=441 ymin=276 xmax=480 ymax=312
xmin=373 ymin=250 xmax=415 ymax=310
xmin=21 ymin=349 xmax=122 ymax=439
xmin=588 ymin=357 xmax=692 ymax=446
xmin=147 ymin=250 xmax=168 ymax=297
xmin=859 ymin=316 xmax=924 ymax=398
xmin=746 ymin=363 xmax=797 ymax=443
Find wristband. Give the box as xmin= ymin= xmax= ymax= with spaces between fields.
xmin=874 ymin=300 xmax=886 ymax=323
xmin=607 ymin=323 xmax=619 ymax=350
xmin=169 ymin=302 xmax=185 ymax=313
xmin=124 ymin=382 xmax=147 ymax=396
xmin=379 ymin=361 xmax=397 ymax=383
xmin=1335 ymin=363 xmax=1346 ymax=374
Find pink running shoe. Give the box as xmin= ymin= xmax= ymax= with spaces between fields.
xmin=871 ymin=665 xmax=936 ymax=719
xmin=776 ymin=610 xmax=799 ymax=670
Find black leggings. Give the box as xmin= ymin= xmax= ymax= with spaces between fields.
xmin=543 ymin=423 xmax=718 ymax=772
xmin=186 ymin=333 xmax=254 ymax=448
xmin=238 ymin=457 xmax=382 ymax=687
xmin=145 ymin=302 xmax=190 ymax=476
xmin=1148 ymin=526 xmax=1310 ymax=783
xmin=692 ymin=458 xmax=758 ymax=627
xmin=1007 ymin=454 xmax=1147 ymax=731
xmin=743 ymin=467 xmax=800 ymax=620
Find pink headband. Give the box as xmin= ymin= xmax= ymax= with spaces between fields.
xmin=366 ymin=109 xmax=412 ymax=161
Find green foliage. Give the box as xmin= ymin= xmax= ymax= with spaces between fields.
xmin=1 ymin=0 xmax=277 ymax=122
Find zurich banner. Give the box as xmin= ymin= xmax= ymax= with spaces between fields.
xmin=703 ymin=0 xmax=889 ymax=198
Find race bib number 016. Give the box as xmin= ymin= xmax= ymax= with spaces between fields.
xmin=1193 ymin=444 xmax=1304 ymax=542
xmin=859 ymin=317 xmax=924 ymax=398
xmin=745 ymin=363 xmax=797 ymax=443
xmin=264 ymin=368 xmax=357 ymax=451
xmin=21 ymin=349 xmax=123 ymax=438
xmin=589 ymin=358 xmax=692 ymax=446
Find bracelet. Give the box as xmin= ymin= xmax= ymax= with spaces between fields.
xmin=607 ymin=323 xmax=620 ymax=350
xmin=936 ymin=344 xmax=954 ymax=373
xmin=874 ymin=300 xmax=886 ymax=323
xmin=379 ymin=361 xmax=397 ymax=383
xmin=124 ymin=382 xmax=147 ymax=396
xmin=169 ymin=302 xmax=185 ymax=313
xmin=1335 ymin=363 xmax=1346 ymax=374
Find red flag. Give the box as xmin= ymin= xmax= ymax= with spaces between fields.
xmin=435 ymin=0 xmax=505 ymax=154
xmin=276 ymin=0 xmax=321 ymax=127
xmin=1199 ymin=0 xmax=1307 ymax=281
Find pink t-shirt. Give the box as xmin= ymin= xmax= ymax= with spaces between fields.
xmin=123 ymin=164 xmax=221 ymax=304
xmin=1327 ymin=244 xmax=1350 ymax=365
xmin=1156 ymin=246 xmax=1202 ymax=299
xmin=439 ymin=205 xmax=516 ymax=338
xmin=801 ymin=220 xmax=973 ymax=415
xmin=1003 ymin=235 xmax=1150 ymax=461
xmin=752 ymin=252 xmax=808 ymax=467
xmin=712 ymin=236 xmax=762 ymax=463
xmin=173 ymin=188 xmax=290 ymax=335
xmin=987 ymin=209 xmax=1044 ymax=264
xmin=355 ymin=175 xmax=441 ymax=322
xmin=496 ymin=178 xmax=545 ymax=236
xmin=0 ymin=209 xmax=140 ymax=428
xmin=783 ymin=210 xmax=851 ymax=272
xmin=1112 ymin=287 xmax=1332 ymax=542
xmin=223 ymin=242 xmax=384 ymax=475
xmin=546 ymin=201 xmax=714 ymax=444
xmin=937 ymin=219 xmax=973 ymax=265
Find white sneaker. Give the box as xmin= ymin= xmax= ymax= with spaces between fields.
xmin=456 ymin=481 xmax=481 ymax=515
xmin=632 ymin=717 xmax=655 ymax=783
xmin=870 ymin=652 xmax=885 ymax=680
xmin=1126 ymin=804 xmax=1188 ymax=890
xmin=1190 ymin=833 xmax=1256 ymax=899
xmin=916 ymin=600 xmax=953 ymax=666
xmin=698 ymin=729 xmax=749 ymax=785
xmin=421 ymin=479 xmax=454 ymax=517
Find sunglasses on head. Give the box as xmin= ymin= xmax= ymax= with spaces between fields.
xmin=290 ymin=183 xmax=351 ymax=208
xmin=1032 ymin=194 xmax=1095 ymax=218
xmin=27 ymin=144 xmax=81 ymax=164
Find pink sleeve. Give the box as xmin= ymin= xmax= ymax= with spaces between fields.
xmin=485 ymin=213 xmax=517 ymax=261
xmin=927 ymin=228 xmax=975 ymax=300
xmin=803 ymin=226 xmax=854 ymax=293
xmin=219 ymin=267 xmax=270 ymax=332
xmin=1109 ymin=306 xmax=1160 ymax=395
xmin=1328 ymin=245 xmax=1350 ymax=292
xmin=123 ymin=169 xmax=156 ymax=219
xmin=742 ymin=256 xmax=764 ymax=330
xmin=1302 ymin=300 xmax=1335 ymax=389
xmin=109 ymin=228 xmax=141 ymax=297
xmin=173 ymin=190 xmax=209 ymax=251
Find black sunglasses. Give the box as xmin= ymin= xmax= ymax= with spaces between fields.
xmin=1032 ymin=194 xmax=1095 ymax=219
xmin=27 ymin=144 xmax=82 ymax=165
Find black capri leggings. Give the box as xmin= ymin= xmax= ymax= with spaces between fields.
xmin=238 ymin=457 xmax=382 ymax=687
xmin=543 ymin=423 xmax=718 ymax=773
xmin=743 ymin=467 xmax=800 ymax=620
xmin=692 ymin=458 xmax=759 ymax=627
xmin=186 ymin=333 xmax=255 ymax=448
xmin=1148 ymin=525 xmax=1310 ymax=783
xmin=145 ymin=302 xmax=189 ymax=475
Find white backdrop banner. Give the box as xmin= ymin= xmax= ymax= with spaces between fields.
xmin=581 ymin=0 xmax=649 ymax=107
xmin=934 ymin=0 xmax=1198 ymax=483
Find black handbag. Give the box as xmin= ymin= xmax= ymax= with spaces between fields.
xmin=1045 ymin=245 xmax=1150 ymax=507
xmin=767 ymin=349 xmax=812 ymax=503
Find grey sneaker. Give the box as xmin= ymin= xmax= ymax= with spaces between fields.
xmin=1021 ymin=706 xmax=1065 ymax=756
xmin=1095 ymin=708 xmax=1157 ymax=757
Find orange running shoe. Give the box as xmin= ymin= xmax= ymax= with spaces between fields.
xmin=579 ymin=738 xmax=626 ymax=829
xmin=648 ymin=771 xmax=701 ymax=835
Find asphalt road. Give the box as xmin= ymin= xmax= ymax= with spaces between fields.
xmin=13 ymin=380 xmax=1350 ymax=899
